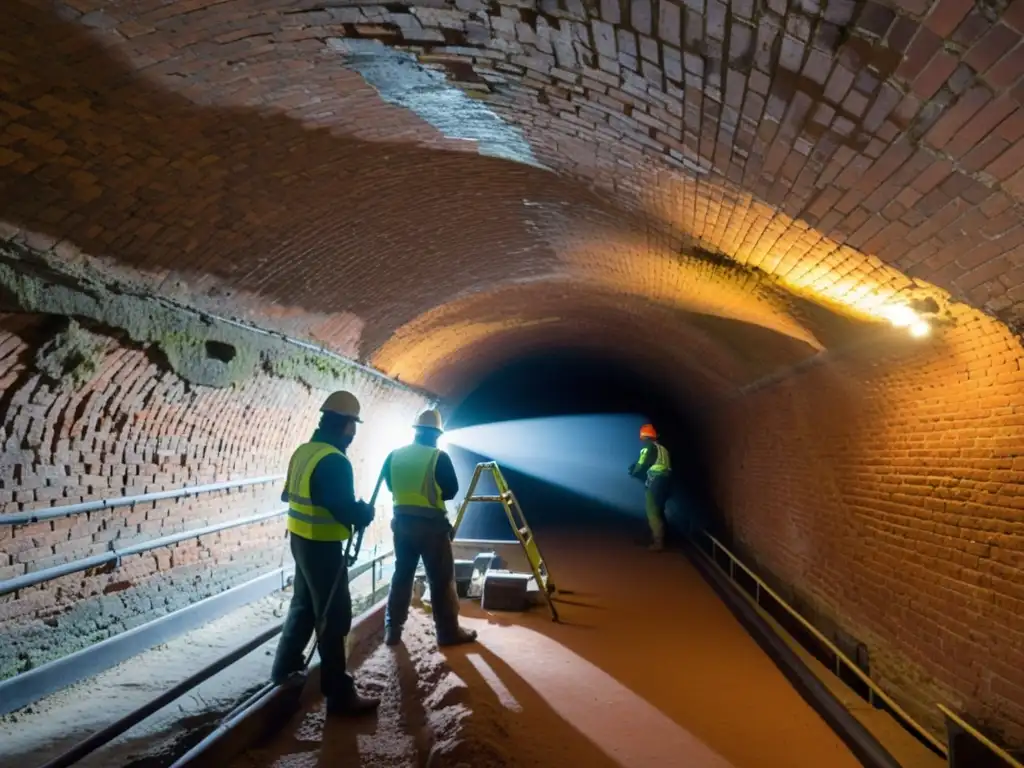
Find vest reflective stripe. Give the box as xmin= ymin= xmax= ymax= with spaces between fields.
xmin=285 ymin=442 xmax=351 ymax=542
xmin=390 ymin=444 xmax=446 ymax=514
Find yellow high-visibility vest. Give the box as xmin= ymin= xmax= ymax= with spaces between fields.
xmin=284 ymin=442 xmax=351 ymax=541
xmin=639 ymin=442 xmax=671 ymax=475
xmin=389 ymin=444 xmax=446 ymax=514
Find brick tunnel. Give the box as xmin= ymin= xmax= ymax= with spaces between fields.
xmin=1 ymin=0 xmax=1024 ymax=765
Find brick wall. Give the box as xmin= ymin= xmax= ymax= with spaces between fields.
xmin=0 ymin=313 xmax=429 ymax=680
xmin=712 ymin=307 xmax=1024 ymax=746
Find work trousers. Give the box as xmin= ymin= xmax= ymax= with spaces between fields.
xmin=272 ymin=534 xmax=354 ymax=699
xmin=385 ymin=514 xmax=460 ymax=640
xmin=645 ymin=473 xmax=672 ymax=545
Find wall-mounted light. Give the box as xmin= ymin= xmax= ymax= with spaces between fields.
xmin=909 ymin=320 xmax=931 ymax=338
xmin=880 ymin=303 xmax=931 ymax=339
xmin=880 ymin=304 xmax=918 ymax=328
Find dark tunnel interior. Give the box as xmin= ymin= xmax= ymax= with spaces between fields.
xmin=4 ymin=0 xmax=1024 ymax=761
xmin=444 ymin=350 xmax=721 ymax=543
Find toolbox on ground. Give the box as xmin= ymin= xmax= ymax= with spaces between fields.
xmin=481 ymin=570 xmax=533 ymax=612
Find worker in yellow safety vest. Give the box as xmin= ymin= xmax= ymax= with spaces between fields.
xmin=270 ymin=390 xmax=380 ymax=716
xmin=382 ymin=409 xmax=478 ymax=648
xmin=628 ymin=423 xmax=672 ymax=551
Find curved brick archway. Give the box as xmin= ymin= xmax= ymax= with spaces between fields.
xmin=1 ymin=0 xmax=1001 ymax=377
xmin=2 ymin=0 xmax=1024 ymax=756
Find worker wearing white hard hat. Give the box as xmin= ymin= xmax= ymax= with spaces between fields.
xmin=380 ymin=408 xmax=477 ymax=648
xmin=271 ymin=390 xmax=379 ymax=716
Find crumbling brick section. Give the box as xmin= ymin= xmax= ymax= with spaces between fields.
xmin=712 ymin=306 xmax=1024 ymax=747
xmin=0 ymin=314 xmax=429 ymax=678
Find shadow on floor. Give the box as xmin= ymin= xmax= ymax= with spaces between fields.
xmin=247 ymin=607 xmax=621 ymax=768
xmin=437 ymin=643 xmax=621 ymax=767
xmin=452 ymin=526 xmax=861 ymax=768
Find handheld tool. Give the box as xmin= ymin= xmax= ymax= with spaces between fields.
xmin=303 ymin=469 xmax=385 ymax=668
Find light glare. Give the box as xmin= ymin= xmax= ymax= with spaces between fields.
xmin=441 ymin=414 xmax=649 ymax=515
xmin=909 ymin=320 xmax=931 ymax=338
xmin=881 ymin=304 xmax=918 ymax=328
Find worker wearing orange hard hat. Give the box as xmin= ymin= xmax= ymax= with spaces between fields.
xmin=628 ymin=423 xmax=672 ymax=551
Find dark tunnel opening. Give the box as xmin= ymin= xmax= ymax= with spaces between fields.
xmin=443 ymin=349 xmax=724 ymax=545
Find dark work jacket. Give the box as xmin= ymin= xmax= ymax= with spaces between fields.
xmin=280 ymin=429 xmax=363 ymax=528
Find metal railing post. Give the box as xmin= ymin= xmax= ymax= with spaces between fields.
xmin=0 ymin=510 xmax=286 ymax=597
xmin=694 ymin=529 xmax=949 ymax=759
xmin=34 ymin=549 xmax=395 ymax=768
xmin=0 ymin=474 xmax=285 ymax=528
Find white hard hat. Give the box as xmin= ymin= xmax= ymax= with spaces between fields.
xmin=320 ymin=390 xmax=361 ymax=421
xmin=413 ymin=408 xmax=443 ymax=432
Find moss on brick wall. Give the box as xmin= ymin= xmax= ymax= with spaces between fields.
xmin=0 ymin=237 xmax=418 ymax=394
xmin=0 ymin=241 xmax=436 ymax=689
xmin=33 ymin=320 xmax=110 ymax=389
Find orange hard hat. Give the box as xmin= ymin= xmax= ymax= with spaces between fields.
xmin=640 ymin=424 xmax=657 ymax=440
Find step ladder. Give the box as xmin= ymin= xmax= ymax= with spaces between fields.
xmin=451 ymin=461 xmax=560 ymax=622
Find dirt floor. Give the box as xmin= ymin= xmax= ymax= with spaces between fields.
xmin=0 ymin=591 xmax=291 ymax=768
xmin=0 ymin=564 xmax=389 ymax=768
xmin=235 ymin=529 xmax=862 ymax=768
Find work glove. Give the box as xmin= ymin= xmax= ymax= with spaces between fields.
xmin=353 ymin=500 xmax=375 ymax=529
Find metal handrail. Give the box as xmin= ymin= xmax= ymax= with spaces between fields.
xmin=0 ymin=509 xmax=286 ymax=597
xmin=36 ymin=624 xmax=285 ymax=768
xmin=938 ymin=704 xmax=1023 ymax=767
xmin=698 ymin=531 xmax=948 ymax=757
xmin=0 ymin=474 xmax=285 ymax=527
xmin=37 ymin=548 xmax=395 ymax=768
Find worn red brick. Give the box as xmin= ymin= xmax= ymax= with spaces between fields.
xmin=986 ymin=136 xmax=1024 ymax=180
xmin=1005 ymin=0 xmax=1024 ymax=34
xmin=925 ymin=86 xmax=992 ymax=149
xmin=911 ymin=50 xmax=959 ymax=99
xmin=0 ymin=315 xmax=429 ymax=634
xmin=964 ymin=136 xmax=1011 ymax=171
xmin=924 ymin=0 xmax=974 ymax=38
xmin=985 ymin=43 xmax=1024 ymax=90
xmin=965 ymin=24 xmax=1021 ymax=74
xmin=715 ymin=312 xmax=1024 ymax=746
xmin=2 ymin=0 xmax=1024 ymax=743
xmin=945 ymin=95 xmax=1018 ymax=157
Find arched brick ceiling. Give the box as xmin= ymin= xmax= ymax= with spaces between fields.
xmin=373 ymin=279 xmax=827 ymax=394
xmin=3 ymin=0 xmax=1018 ymax=399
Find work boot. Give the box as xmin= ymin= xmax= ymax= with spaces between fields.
xmin=384 ymin=625 xmax=402 ymax=646
xmin=437 ymin=627 xmax=478 ymax=647
xmin=326 ymin=690 xmax=380 ymax=717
